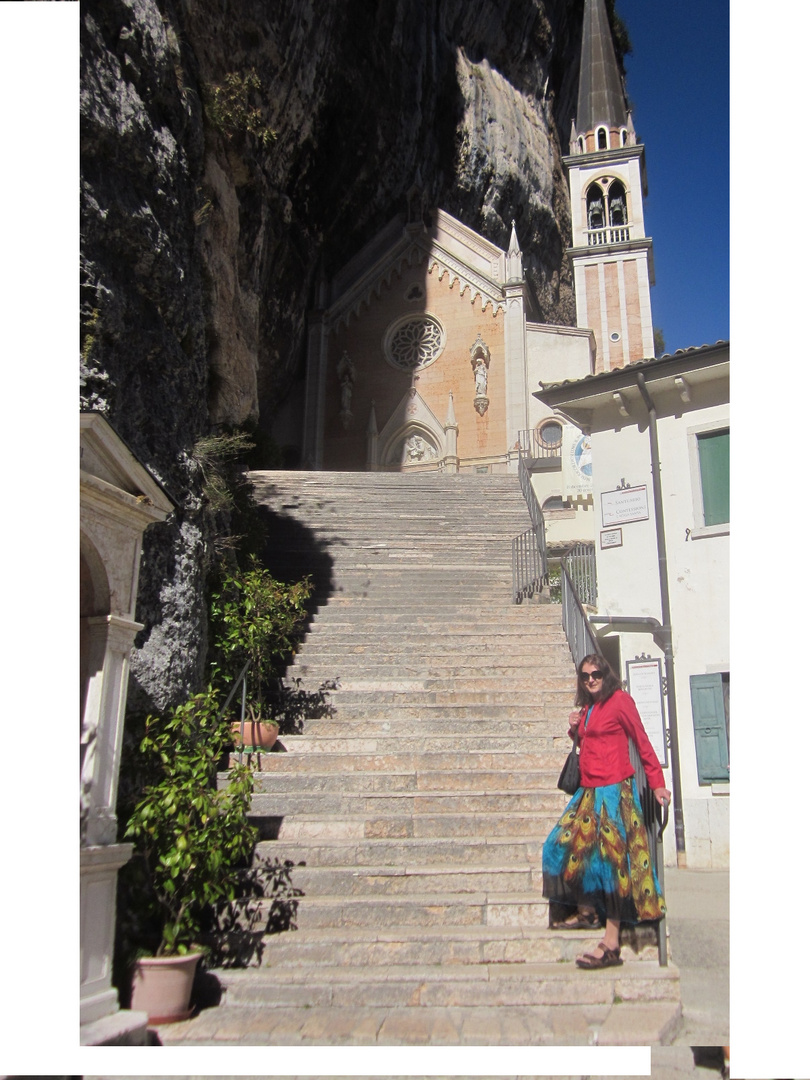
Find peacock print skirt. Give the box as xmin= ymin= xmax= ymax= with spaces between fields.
xmin=542 ymin=776 xmax=666 ymax=923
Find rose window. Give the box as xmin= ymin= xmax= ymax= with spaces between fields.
xmin=384 ymin=315 xmax=445 ymax=371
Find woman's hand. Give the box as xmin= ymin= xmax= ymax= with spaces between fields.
xmin=568 ymin=710 xmax=581 ymax=740
xmin=652 ymin=787 xmax=671 ymax=807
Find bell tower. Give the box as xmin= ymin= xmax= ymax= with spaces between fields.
xmin=564 ymin=0 xmax=655 ymax=372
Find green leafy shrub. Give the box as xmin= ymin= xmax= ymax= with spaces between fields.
xmin=121 ymin=689 xmax=256 ymax=957
xmin=203 ymin=69 xmax=276 ymax=148
xmin=209 ymin=559 xmax=313 ymax=717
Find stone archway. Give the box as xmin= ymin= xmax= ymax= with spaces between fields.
xmin=374 ymin=388 xmax=447 ymax=472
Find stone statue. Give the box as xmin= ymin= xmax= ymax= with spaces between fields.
xmin=404 ymin=434 xmax=437 ymax=462
xmin=474 ymin=357 xmax=488 ymax=397
xmin=337 ymin=351 xmax=356 ymax=429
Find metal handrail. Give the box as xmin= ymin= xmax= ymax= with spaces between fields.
xmin=560 ymin=562 xmax=599 ymax=661
xmin=561 ymin=554 xmax=669 ymax=966
xmin=511 ymin=439 xmax=548 ymax=603
xmin=562 ymin=542 xmax=597 ymax=609
xmin=218 ymin=659 xmax=251 ymax=766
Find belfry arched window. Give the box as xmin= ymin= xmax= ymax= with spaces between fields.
xmin=586 ymin=179 xmax=629 ymax=244
xmin=587 ymin=183 xmax=605 ymax=230
xmin=608 ymin=181 xmax=627 ymax=226
xmin=596 ymin=126 xmax=609 ymax=150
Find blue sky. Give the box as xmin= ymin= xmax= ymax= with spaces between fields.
xmin=615 ymin=0 xmax=729 ymax=354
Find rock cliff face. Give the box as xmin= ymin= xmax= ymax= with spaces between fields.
xmin=80 ymin=0 xmax=599 ymax=711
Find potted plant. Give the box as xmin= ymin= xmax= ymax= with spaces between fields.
xmin=209 ymin=558 xmax=313 ymax=738
xmin=230 ymin=703 xmax=280 ymax=753
xmin=121 ymin=689 xmax=257 ymax=1023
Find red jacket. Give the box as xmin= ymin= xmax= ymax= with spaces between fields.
xmin=575 ymin=688 xmax=666 ymax=790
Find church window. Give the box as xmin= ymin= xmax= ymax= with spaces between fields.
xmin=587 ymin=184 xmax=605 ymax=230
xmin=586 ymin=180 xmax=628 ymax=242
xmin=596 ymin=126 xmax=608 ymax=150
xmin=696 ymin=429 xmax=729 ymax=526
xmin=687 ymin=422 xmax=730 ymax=537
xmin=620 ymin=128 xmax=628 ymax=146
xmin=405 ymin=284 xmax=425 ymax=303
xmin=608 ymin=181 xmax=627 ymax=226
xmin=384 ymin=314 xmax=445 ymax=372
xmin=537 ymin=420 xmax=562 ymax=450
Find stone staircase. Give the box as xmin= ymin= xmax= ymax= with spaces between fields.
xmin=160 ymin=471 xmax=680 ymax=1046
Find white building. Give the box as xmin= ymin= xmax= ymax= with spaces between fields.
xmin=535 ymin=343 xmax=730 ymax=868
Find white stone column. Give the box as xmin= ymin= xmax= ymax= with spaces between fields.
xmin=80 ymin=842 xmax=135 ymax=1027
xmin=503 ymin=286 xmax=528 ymax=471
xmin=366 ymin=401 xmax=379 ymax=471
xmin=302 ymin=317 xmax=329 ymax=469
xmin=81 ymin=615 xmax=142 ymax=847
xmin=443 ymin=392 xmax=459 ymax=473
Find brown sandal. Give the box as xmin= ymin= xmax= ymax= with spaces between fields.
xmin=551 ymin=910 xmax=600 ymax=930
xmin=575 ymin=941 xmax=623 ymax=969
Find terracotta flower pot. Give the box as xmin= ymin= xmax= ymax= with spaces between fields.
xmin=130 ymin=951 xmax=201 ymax=1024
xmin=231 ymin=719 xmax=279 ymax=751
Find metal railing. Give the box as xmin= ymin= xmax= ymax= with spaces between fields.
xmin=517 ymin=427 xmax=562 ymax=460
xmin=560 ymin=548 xmax=669 ymax=966
xmin=560 ymin=558 xmax=599 ymax=662
xmin=511 ymin=440 xmax=548 ymax=602
xmin=563 ymin=542 xmax=597 ymax=609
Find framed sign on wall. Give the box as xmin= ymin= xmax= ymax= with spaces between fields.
xmin=601 ymin=485 xmax=649 ymax=527
xmin=625 ymin=656 xmax=668 ymax=768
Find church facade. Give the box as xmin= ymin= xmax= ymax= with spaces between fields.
xmin=300 ymin=0 xmax=657 ymax=553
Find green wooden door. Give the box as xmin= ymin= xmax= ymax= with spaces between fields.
xmin=690 ymin=673 xmax=729 ymax=784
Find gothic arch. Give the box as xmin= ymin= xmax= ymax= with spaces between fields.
xmin=376 ymin=388 xmax=446 ymax=470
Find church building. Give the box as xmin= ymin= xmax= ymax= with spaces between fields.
xmin=301 ymin=0 xmax=655 ymax=553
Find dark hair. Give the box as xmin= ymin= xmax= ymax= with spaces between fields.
xmin=574 ymin=653 xmax=621 ymax=707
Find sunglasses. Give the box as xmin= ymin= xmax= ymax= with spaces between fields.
xmin=580 ymin=669 xmax=604 ymax=682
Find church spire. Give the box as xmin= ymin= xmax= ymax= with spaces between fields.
xmin=572 ymin=0 xmax=634 ymax=154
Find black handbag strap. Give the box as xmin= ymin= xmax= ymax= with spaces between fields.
xmin=576 ymin=705 xmax=595 ymax=751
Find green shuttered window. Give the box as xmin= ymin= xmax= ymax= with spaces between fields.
xmin=689 ymin=673 xmax=729 ymax=784
xmin=697 ymin=429 xmax=729 ymax=526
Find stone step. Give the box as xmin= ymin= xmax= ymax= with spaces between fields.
xmin=158 ymin=999 xmax=683 ymax=1046
xmin=273 ymin=716 xmax=571 ymax=737
xmin=266 ymin=734 xmax=569 ymax=753
xmin=248 ymin=788 xmax=568 ymax=817
xmin=240 ymin=921 xmax=658 ymax=968
xmin=292 ymin=676 xmax=570 ymax=695
xmin=266 ymin=890 xmax=552 ymax=930
xmin=255 ymin=835 xmax=544 ymax=865
xmin=304 ymin=690 xmax=570 ymax=709
xmin=246 ymin=748 xmax=566 ymax=773
xmin=317 ymin=702 xmax=569 ymax=720
xmin=261 ymin=810 xmax=564 ymax=840
xmin=276 ymin=862 xmax=543 ymax=897
xmin=212 ymin=958 xmax=680 ymax=1010
xmin=301 ymin=617 xmax=564 ymax=632
xmin=289 ymin=662 xmax=571 ymax=681
xmin=252 ymin=923 xmax=600 ymax=967
xmin=252 ymin=768 xmax=560 ymax=794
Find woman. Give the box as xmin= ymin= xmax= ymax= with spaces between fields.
xmin=542 ymin=654 xmax=670 ymax=969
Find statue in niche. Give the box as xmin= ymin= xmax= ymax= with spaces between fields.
xmin=337 ymin=351 xmax=356 ymax=429
xmin=470 ymin=333 xmax=491 ymax=416
xmin=474 ymin=357 xmax=488 ymax=397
